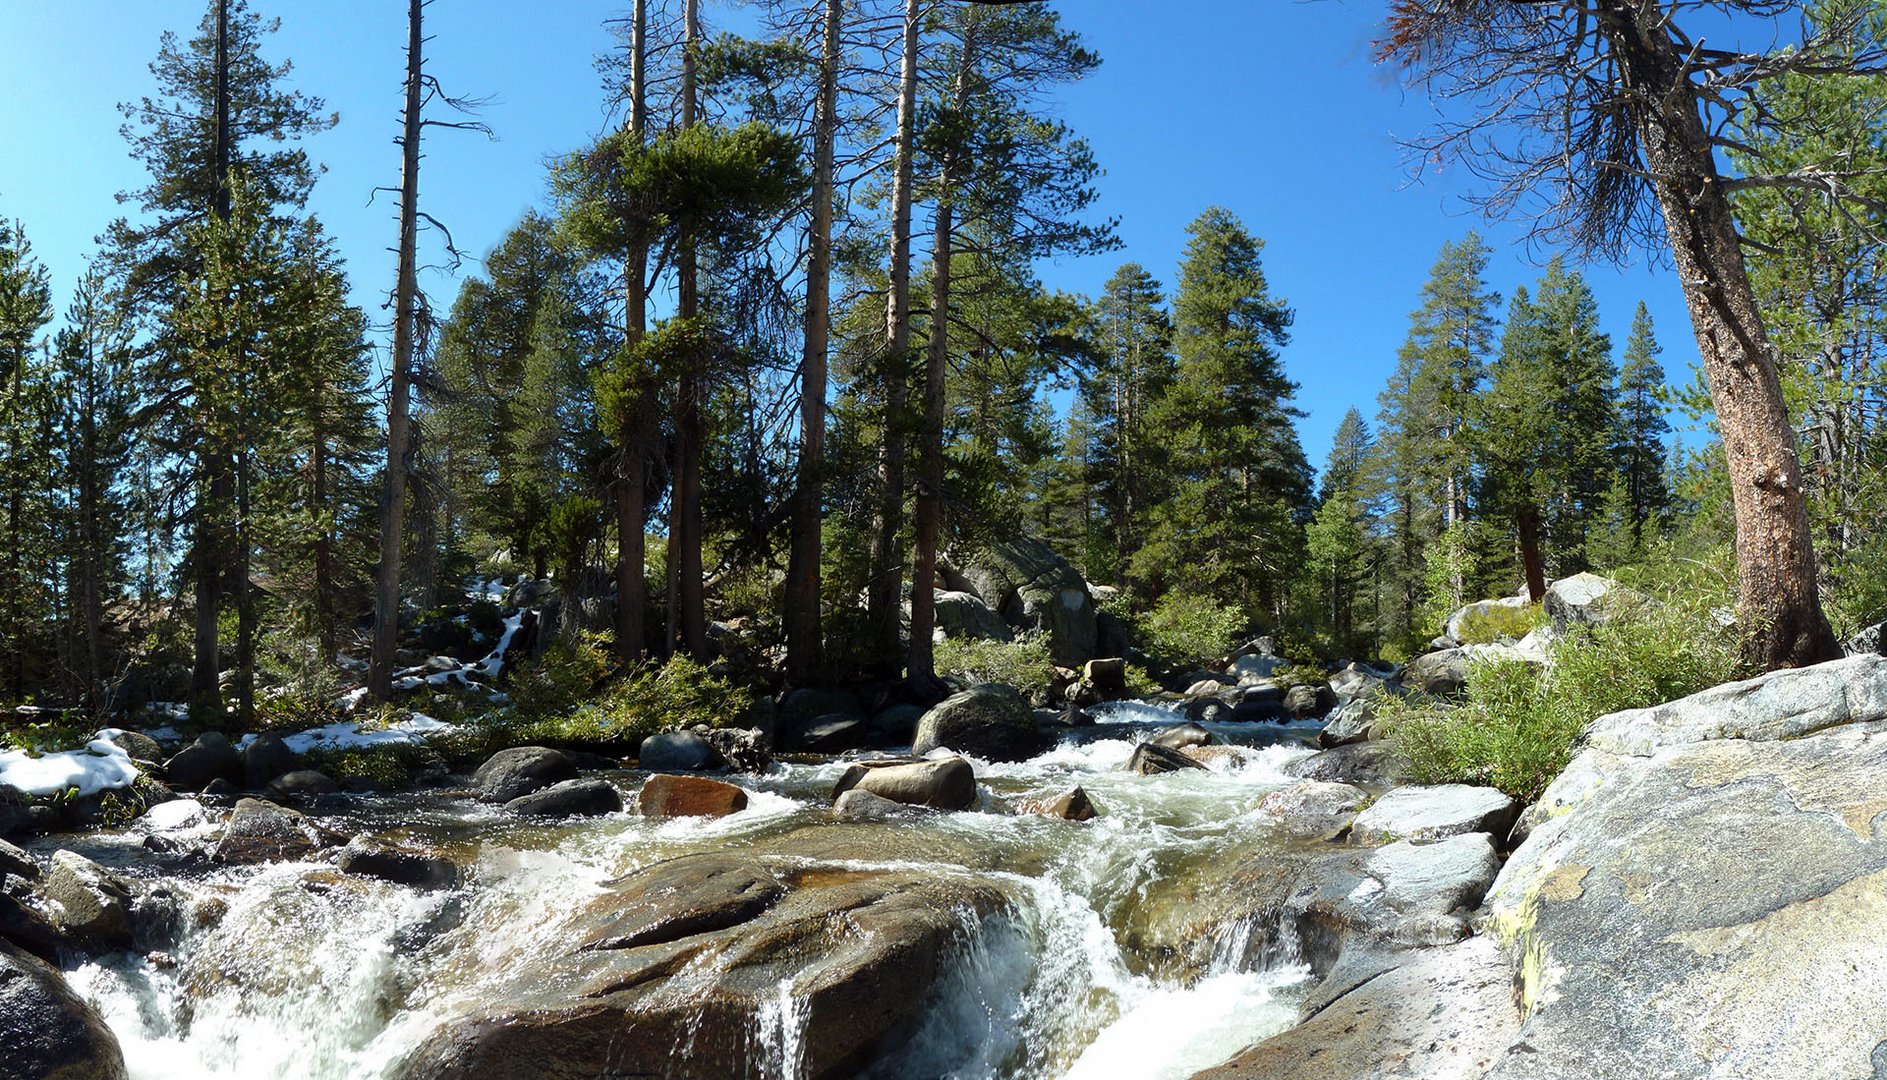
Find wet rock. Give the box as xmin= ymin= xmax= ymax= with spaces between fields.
xmin=505 ymin=778 xmax=623 ymax=818
xmin=832 ymin=789 xmax=912 ymax=821
xmin=636 ymin=774 xmax=748 ymax=819
xmin=242 ymin=733 xmax=298 ymax=788
xmin=866 ymin=703 xmax=925 ymax=746
xmin=790 ymin=715 xmax=867 ymax=754
xmin=1284 ymin=682 xmax=1336 ymax=719
xmin=1194 ymin=935 xmax=1518 ymax=1080
xmin=1402 ymin=647 xmax=1470 ymax=698
xmin=1478 ymin=665 xmax=1887 ymax=1080
xmin=1318 ymin=698 xmax=1378 ymax=748
xmin=338 ymin=841 xmax=460 ymax=890
xmin=961 ymin=535 xmax=1096 ymax=665
xmin=0 ymin=837 xmax=38 ymax=881
xmin=472 ymin=747 xmax=579 ymax=804
xmin=912 ymin=683 xmax=1041 ymax=762
xmin=200 ymin=777 xmax=241 ymax=801
xmin=1182 ymin=745 xmax=1255 ymax=769
xmin=1257 ymin=779 xmax=1366 ymax=835
xmin=210 ymin=798 xmax=348 ymax=866
xmin=637 ymin=730 xmax=722 ymax=772
xmin=700 ymin=727 xmax=770 ymax=773
xmin=0 ymin=939 xmax=128 ymax=1080
xmin=0 ymin=891 xmax=65 ymax=965
xmin=1286 ymin=742 xmax=1412 ymax=788
xmin=266 ymin=770 xmax=340 ymax=800
xmin=1027 ymin=786 xmax=1096 ymax=821
xmin=164 ymin=732 xmax=243 ymax=791
xmin=42 ymin=850 xmax=135 ymax=950
xmin=1351 ymin=784 xmax=1518 ymax=845
xmin=1150 ymin=722 xmax=1214 ymax=751
xmin=398 ymin=853 xmax=1012 ymax=1080
xmin=831 ymin=757 xmax=975 ymax=811
xmin=1127 ymin=742 xmax=1208 ymax=775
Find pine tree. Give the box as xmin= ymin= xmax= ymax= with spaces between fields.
xmin=1613 ymin=301 xmax=1671 ymax=554
xmin=1135 ymin=207 xmax=1309 ymax=621
xmin=0 ymin=221 xmax=55 ymax=704
xmin=1082 ymin=262 xmax=1174 ymax=589
xmin=1307 ymin=408 xmax=1374 ymax=648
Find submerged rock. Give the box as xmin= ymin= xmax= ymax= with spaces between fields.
xmin=338 ymin=841 xmax=459 ymax=891
xmin=397 ymin=853 xmax=1013 ymax=1080
xmin=911 ymin=684 xmax=1041 ymax=762
xmin=210 ymin=798 xmax=347 ymax=866
xmin=831 ymin=789 xmax=912 ymax=822
xmin=1026 ymin=786 xmax=1096 ymax=821
xmin=472 ymin=747 xmax=579 ymax=804
xmin=831 ymin=756 xmax=976 ymax=811
xmin=1127 ymin=742 xmax=1208 ymax=775
xmin=636 ymin=774 xmax=748 ymax=819
xmin=0 ymin=939 xmax=128 ymax=1080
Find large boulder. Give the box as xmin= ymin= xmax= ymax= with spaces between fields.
xmin=1543 ymin=571 xmax=1640 ymax=629
xmin=164 ymin=732 xmax=243 ymax=791
xmin=1149 ymin=722 xmax=1214 ymax=751
xmin=1443 ymin=594 xmax=1531 ymax=644
xmin=1284 ymin=682 xmax=1336 ymax=719
xmin=932 ymin=590 xmax=1013 ymax=643
xmin=0 ymin=939 xmax=129 ymax=1080
xmin=1255 ymin=779 xmax=1367 ymax=836
xmin=1477 ymin=654 xmax=1887 ymax=1079
xmin=0 ymin=836 xmax=38 ymax=882
xmin=241 ymin=733 xmax=298 ymax=789
xmin=1351 ymin=784 xmax=1519 ymax=845
xmin=397 ymin=853 xmax=1013 ymax=1080
xmin=1318 ymin=698 xmax=1378 ymax=748
xmin=911 ymin=684 xmax=1041 ymax=762
xmin=506 ymin=778 xmax=623 ymax=818
xmin=960 ymin=536 xmax=1097 ymax=665
xmin=1193 ymin=936 xmax=1519 ymax=1080
xmin=1126 ymin=742 xmax=1208 ymax=776
xmin=1402 ymin=647 xmax=1470 ymax=697
xmin=472 ymin=747 xmax=579 ymax=804
xmin=637 ymin=730 xmax=722 ymax=772
xmin=832 ymin=757 xmax=976 ymax=811
xmin=1286 ymin=742 xmax=1412 ymax=789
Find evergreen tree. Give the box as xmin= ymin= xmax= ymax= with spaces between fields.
xmin=1081 ymin=262 xmax=1174 ymax=589
xmin=1612 ymin=301 xmax=1671 ymax=554
xmin=0 ymin=221 xmax=55 ymax=704
xmin=1307 ymin=408 xmax=1374 ymax=649
xmin=1135 ymin=207 xmax=1308 ymax=620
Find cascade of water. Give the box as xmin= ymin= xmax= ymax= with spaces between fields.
xmin=753 ymin=977 xmax=811 ymax=1080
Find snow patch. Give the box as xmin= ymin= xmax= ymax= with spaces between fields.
xmin=0 ymin=735 xmax=142 ymax=797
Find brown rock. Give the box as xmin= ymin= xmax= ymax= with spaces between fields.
xmin=1025 ymin=786 xmax=1096 ymax=821
xmin=636 ymin=774 xmax=749 ymax=819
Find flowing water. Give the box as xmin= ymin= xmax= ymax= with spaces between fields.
xmin=53 ymin=705 xmax=1326 ymax=1079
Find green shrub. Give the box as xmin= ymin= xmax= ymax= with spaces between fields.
xmin=934 ymin=633 xmax=1057 ymax=697
xmin=508 ymin=633 xmax=618 ymax=722
xmin=305 ymin=742 xmax=443 ymax=790
xmin=483 ymin=654 xmax=753 ymax=754
xmin=1139 ymin=592 xmax=1246 ymax=667
xmin=1455 ymin=603 xmax=1548 ymax=646
xmin=1380 ymin=579 xmax=1751 ymax=802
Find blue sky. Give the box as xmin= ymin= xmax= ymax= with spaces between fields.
xmin=0 ymin=1 xmax=1699 ymax=470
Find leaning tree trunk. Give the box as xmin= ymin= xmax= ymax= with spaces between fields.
xmin=785 ymin=0 xmax=844 ymax=683
xmin=371 ymin=0 xmax=426 ymax=699
xmin=868 ymin=0 xmax=922 ymax=676
xmin=1604 ymin=5 xmax=1840 ymax=669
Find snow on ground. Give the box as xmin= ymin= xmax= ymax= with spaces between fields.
xmin=0 ymin=735 xmax=142 ymax=797
xmin=238 ymin=713 xmax=457 ymax=755
xmin=479 ymin=614 xmax=525 ymax=678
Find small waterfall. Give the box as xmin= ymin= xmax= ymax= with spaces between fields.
xmin=754 ymin=978 xmax=811 ymax=1080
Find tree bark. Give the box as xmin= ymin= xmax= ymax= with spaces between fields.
xmin=1516 ymin=502 xmax=1546 ymax=605
xmin=672 ymin=0 xmax=709 ymax=659
xmin=1602 ymin=5 xmax=1840 ymax=669
xmin=371 ymin=0 xmax=425 ymax=698
xmin=614 ymin=0 xmax=650 ymax=667
xmin=192 ymin=0 xmax=233 ymax=722
xmin=785 ymin=0 xmax=844 ymax=683
xmin=868 ymin=0 xmax=922 ymax=675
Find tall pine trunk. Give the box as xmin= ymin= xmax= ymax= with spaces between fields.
xmin=785 ymin=0 xmax=843 ymax=683
xmin=614 ymin=0 xmax=650 ymax=667
xmin=671 ymin=0 xmax=709 ymax=659
xmin=1602 ymin=4 xmax=1839 ymax=669
xmin=371 ymin=0 xmax=425 ymax=698
xmin=868 ymin=0 xmax=921 ymax=674
xmin=192 ymin=0 xmax=233 ymax=722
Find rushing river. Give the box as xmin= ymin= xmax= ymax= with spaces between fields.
xmin=50 ymin=705 xmax=1327 ymax=1079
